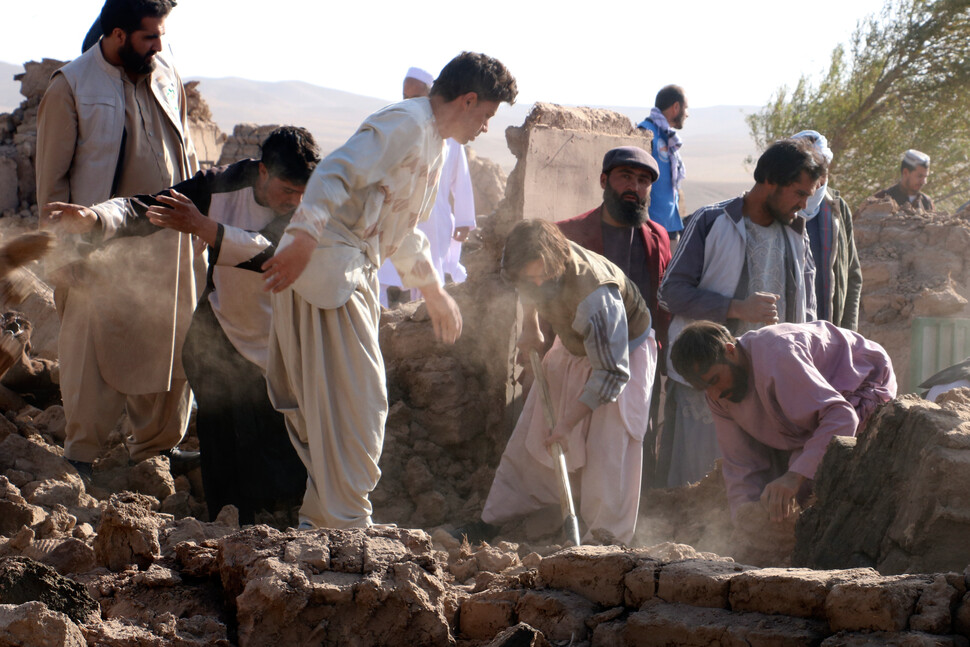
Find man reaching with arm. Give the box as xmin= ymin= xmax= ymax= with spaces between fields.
xmin=670 ymin=320 xmax=896 ymax=521
xmin=260 ymin=52 xmax=517 ymax=530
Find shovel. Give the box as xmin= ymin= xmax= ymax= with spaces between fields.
xmin=529 ymin=349 xmax=581 ymax=547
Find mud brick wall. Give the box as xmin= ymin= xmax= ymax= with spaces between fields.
xmin=855 ymin=199 xmax=970 ymax=392
xmin=796 ymin=392 xmax=970 ymax=575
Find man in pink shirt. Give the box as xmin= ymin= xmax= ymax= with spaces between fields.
xmin=670 ymin=320 xmax=896 ymax=521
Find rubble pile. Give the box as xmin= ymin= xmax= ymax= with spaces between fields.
xmin=854 ymin=197 xmax=970 ymax=390
xmin=5 ymin=512 xmax=970 ymax=645
xmin=372 ymin=278 xmax=517 ymax=530
xmin=797 ymin=392 xmax=970 ymax=575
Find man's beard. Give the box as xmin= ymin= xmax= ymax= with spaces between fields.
xmin=765 ymin=190 xmax=795 ymax=225
xmin=119 ymin=42 xmax=156 ymax=76
xmin=603 ymin=186 xmax=649 ymax=226
xmin=721 ymin=361 xmax=750 ymax=403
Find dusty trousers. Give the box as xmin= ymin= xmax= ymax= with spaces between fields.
xmin=266 ymin=270 xmax=386 ymax=529
xmin=182 ymin=298 xmax=306 ymax=524
xmin=58 ymin=285 xmax=191 ymax=464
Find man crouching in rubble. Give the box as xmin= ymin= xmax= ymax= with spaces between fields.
xmin=670 ymin=320 xmax=897 ymax=522
xmin=480 ymin=219 xmax=657 ymax=545
xmin=45 ymin=127 xmax=318 ymax=523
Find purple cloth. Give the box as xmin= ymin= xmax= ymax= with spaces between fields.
xmin=708 ymin=321 xmax=896 ymax=515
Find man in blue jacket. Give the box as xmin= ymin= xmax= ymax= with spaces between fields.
xmin=638 ymin=85 xmax=689 ymax=241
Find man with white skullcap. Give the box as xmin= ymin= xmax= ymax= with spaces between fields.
xmin=790 ymin=130 xmax=861 ymax=330
xmin=379 ymin=66 xmax=478 ymax=306
xmin=403 ymin=67 xmax=434 ymax=99
xmin=872 ymin=149 xmax=934 ymax=211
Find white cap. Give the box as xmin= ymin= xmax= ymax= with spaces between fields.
xmin=404 ymin=67 xmax=434 ymax=86
xmin=903 ymin=149 xmax=930 ymax=167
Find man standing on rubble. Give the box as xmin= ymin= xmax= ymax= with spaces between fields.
xmin=656 ymin=138 xmax=824 ymax=488
xmin=556 ymin=146 xmax=671 ymax=478
xmin=46 ymin=127 xmax=319 ymax=525
xmin=790 ymin=130 xmax=862 ymax=331
xmin=481 ymin=219 xmax=656 ymax=545
xmin=670 ymin=320 xmax=896 ymax=520
xmin=872 ymin=149 xmax=934 ymax=211
xmin=637 ymin=85 xmax=688 ymax=241
xmin=378 ymin=66 xmax=477 ymax=306
xmin=260 ymin=52 xmax=518 ymax=530
xmin=36 ymin=0 xmax=200 ymax=479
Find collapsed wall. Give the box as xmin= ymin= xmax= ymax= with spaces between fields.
xmin=797 ymin=392 xmax=970 ymax=575
xmin=854 ymin=198 xmax=970 ymax=391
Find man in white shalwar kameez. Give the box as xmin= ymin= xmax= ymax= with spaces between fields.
xmin=481 ymin=220 xmax=657 ymax=545
xmin=262 ymin=52 xmax=517 ymax=530
xmin=378 ymin=67 xmax=477 ymax=305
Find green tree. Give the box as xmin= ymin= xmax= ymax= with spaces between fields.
xmin=747 ymin=0 xmax=970 ymax=211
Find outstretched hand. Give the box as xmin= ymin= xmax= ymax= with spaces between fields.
xmin=419 ymin=283 xmax=462 ymax=344
xmin=42 ymin=202 xmax=98 ymax=234
xmin=262 ymin=230 xmax=316 ymax=293
xmin=147 ymin=190 xmax=218 ymax=244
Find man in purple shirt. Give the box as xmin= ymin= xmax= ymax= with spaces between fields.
xmin=670 ymin=320 xmax=896 ymax=521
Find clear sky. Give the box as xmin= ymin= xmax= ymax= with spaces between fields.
xmin=2 ymin=0 xmax=888 ymax=108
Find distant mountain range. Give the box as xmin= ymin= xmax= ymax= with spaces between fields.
xmin=1 ymin=60 xmax=758 ymax=214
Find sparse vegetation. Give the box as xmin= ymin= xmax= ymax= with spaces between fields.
xmin=747 ymin=0 xmax=970 ymax=210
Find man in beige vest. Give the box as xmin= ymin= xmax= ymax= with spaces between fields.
xmin=480 ymin=220 xmax=657 ymax=545
xmin=37 ymin=0 xmax=201 ymax=480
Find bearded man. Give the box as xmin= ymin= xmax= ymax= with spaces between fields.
xmin=655 ymin=138 xmax=824 ymax=488
xmin=557 ymin=146 xmax=671 ymax=479
xmin=670 ymin=320 xmax=896 ymax=521
xmin=36 ymin=0 xmax=201 ymax=480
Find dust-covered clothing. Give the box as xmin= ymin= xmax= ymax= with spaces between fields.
xmin=710 ymin=321 xmax=896 ymax=515
xmin=482 ymin=246 xmax=656 ymax=544
xmin=266 ymin=97 xmax=444 ymax=529
xmin=482 ymin=334 xmax=656 ymax=545
xmin=736 ymin=218 xmax=788 ymax=336
xmin=377 ymin=137 xmax=475 ymax=302
xmin=36 ymin=44 xmax=200 ymax=463
xmin=93 ymin=159 xmax=307 ymax=520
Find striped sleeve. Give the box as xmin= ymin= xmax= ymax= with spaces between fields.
xmin=573 ymin=285 xmax=631 ymax=409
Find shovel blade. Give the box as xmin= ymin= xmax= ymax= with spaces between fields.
xmin=563 ymin=514 xmax=581 ymax=547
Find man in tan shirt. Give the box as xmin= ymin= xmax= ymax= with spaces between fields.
xmin=37 ymin=0 xmax=201 ymax=480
